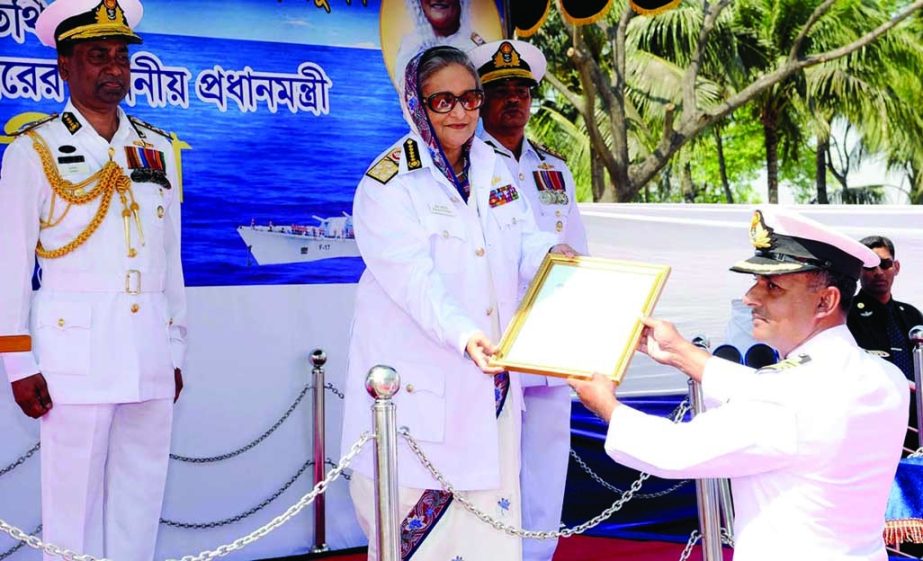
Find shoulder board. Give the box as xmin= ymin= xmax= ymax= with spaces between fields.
xmin=484 ymin=140 xmax=511 ymax=158
xmin=10 ymin=113 xmax=58 ymax=137
xmin=365 ymin=144 xmax=402 ymax=185
xmin=128 ymin=115 xmax=172 ymax=140
xmin=403 ymin=138 xmax=422 ymax=170
xmin=759 ymin=353 xmax=811 ymax=372
xmin=529 ymin=139 xmax=566 ymax=163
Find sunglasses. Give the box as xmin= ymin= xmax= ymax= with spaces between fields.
xmin=424 ymin=89 xmax=484 ymax=113
xmin=864 ymin=258 xmax=894 ymax=271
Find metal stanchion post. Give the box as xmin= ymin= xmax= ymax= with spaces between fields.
xmin=311 ymin=349 xmax=329 ymax=553
xmin=689 ymin=379 xmax=724 ymax=561
xmin=717 ymin=478 xmax=735 ymax=543
xmin=366 ymin=365 xmax=401 ymax=561
xmin=910 ymin=326 xmax=923 ymax=449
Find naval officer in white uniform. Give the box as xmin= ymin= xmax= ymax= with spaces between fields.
xmin=571 ymin=208 xmax=908 ymax=561
xmin=469 ymin=39 xmax=588 ymax=561
xmin=0 ymin=1 xmax=186 ymax=559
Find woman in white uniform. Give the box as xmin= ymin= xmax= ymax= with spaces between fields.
xmin=341 ymin=45 xmax=573 ymax=560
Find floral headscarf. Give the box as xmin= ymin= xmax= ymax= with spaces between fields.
xmin=402 ymin=47 xmax=473 ymax=199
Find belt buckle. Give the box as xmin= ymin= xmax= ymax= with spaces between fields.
xmin=125 ymin=270 xmax=142 ymax=294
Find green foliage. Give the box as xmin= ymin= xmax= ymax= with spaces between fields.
xmin=525 ymin=0 xmax=923 ymax=203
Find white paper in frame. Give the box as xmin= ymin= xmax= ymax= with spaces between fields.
xmin=491 ymin=254 xmax=670 ymax=384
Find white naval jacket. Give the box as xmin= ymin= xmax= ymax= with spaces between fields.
xmin=481 ymin=131 xmax=589 ymax=389
xmin=605 ymin=325 xmax=908 ymax=561
xmin=0 ymin=101 xmax=187 ymax=404
xmin=341 ymin=133 xmax=557 ymax=490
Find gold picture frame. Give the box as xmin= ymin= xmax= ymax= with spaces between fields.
xmin=490 ymin=254 xmax=670 ymax=383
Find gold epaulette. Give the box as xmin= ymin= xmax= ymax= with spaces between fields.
xmin=128 ymin=115 xmax=172 ymax=140
xmin=529 ymin=139 xmax=567 ymax=163
xmin=10 ymin=113 xmax=58 ymax=137
xmin=365 ymin=144 xmax=402 ymax=185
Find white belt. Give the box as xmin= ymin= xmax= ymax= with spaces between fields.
xmin=40 ymin=270 xmax=166 ymax=294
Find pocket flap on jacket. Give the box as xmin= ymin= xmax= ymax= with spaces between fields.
xmin=425 ymin=215 xmax=467 ymax=241
xmin=36 ymin=301 xmax=92 ymax=330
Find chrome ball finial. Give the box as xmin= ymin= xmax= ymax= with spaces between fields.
xmin=311 ymin=349 xmax=327 ymax=367
xmin=909 ymin=325 xmax=923 ymax=345
xmin=366 ymin=365 xmax=400 ymax=399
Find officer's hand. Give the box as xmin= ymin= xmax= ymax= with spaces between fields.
xmin=568 ymin=373 xmax=618 ymax=421
xmin=466 ymin=331 xmax=504 ymax=375
xmin=549 ymin=243 xmax=579 ymax=258
xmin=638 ymin=317 xmax=708 ymax=382
xmin=11 ymin=373 xmax=53 ymax=418
xmin=174 ymin=368 xmax=183 ymax=403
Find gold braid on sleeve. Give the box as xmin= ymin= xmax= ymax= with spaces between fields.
xmin=29 ymin=131 xmax=138 ymax=259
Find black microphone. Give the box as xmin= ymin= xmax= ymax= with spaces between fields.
xmin=691 ymin=335 xmax=710 ymax=351
xmin=712 ymin=344 xmax=743 ymax=364
xmin=745 ymin=343 xmax=778 ymax=369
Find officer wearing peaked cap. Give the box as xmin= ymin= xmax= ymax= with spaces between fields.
xmin=0 ymin=1 xmax=186 ymax=560
xmin=570 ymin=207 xmax=908 ymax=561
xmin=469 ymin=38 xmax=588 ymax=561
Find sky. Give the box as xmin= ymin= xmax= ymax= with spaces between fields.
xmin=137 ymin=0 xmax=382 ymax=49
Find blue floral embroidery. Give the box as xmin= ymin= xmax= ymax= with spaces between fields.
xmin=498 ymin=497 xmax=511 ymax=511
xmin=407 ymin=515 xmax=424 ymax=530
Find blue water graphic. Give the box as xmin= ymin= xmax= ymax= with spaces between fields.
xmin=1 ymin=32 xmax=409 ymax=287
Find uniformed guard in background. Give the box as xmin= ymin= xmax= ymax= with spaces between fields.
xmin=469 ymin=39 xmax=589 ymax=561
xmin=0 ymin=1 xmax=187 ymax=559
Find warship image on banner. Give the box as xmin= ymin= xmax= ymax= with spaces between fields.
xmin=237 ymin=213 xmax=360 ymax=265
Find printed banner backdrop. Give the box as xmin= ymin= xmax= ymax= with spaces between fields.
xmin=1 ymin=0 xmax=408 ymax=287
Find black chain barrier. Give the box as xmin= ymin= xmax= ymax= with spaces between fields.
xmin=169 ymin=382 xmax=344 ymax=463
xmin=160 ymin=458 xmax=342 ymax=529
xmin=1 ymin=384 xmax=347 ymax=471
xmin=0 ymin=524 xmax=40 ymax=561
xmin=0 ymin=444 xmax=40 ymax=479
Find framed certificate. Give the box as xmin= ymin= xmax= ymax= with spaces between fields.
xmin=490 ymin=254 xmax=670 ymax=383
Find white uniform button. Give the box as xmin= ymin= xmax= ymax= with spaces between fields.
xmin=406 ymin=384 xmax=415 ymax=393
xmin=519 ymin=173 xmax=525 ymax=180
xmin=442 ymin=230 xmax=449 ymax=239
xmin=555 ymin=220 xmax=564 ymax=232
xmin=555 ymin=210 xmax=562 ymax=217
xmin=486 ymin=306 xmax=494 ymax=316
xmin=475 ymin=247 xmax=485 ymax=257
xmin=131 ymin=303 xmax=140 ymax=314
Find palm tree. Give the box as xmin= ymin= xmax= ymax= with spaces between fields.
xmin=528 ymin=0 xmax=923 ymax=202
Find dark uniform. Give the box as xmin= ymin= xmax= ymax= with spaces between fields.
xmin=848 ymin=289 xmax=923 ymax=380
xmin=848 ymin=289 xmax=923 ymax=453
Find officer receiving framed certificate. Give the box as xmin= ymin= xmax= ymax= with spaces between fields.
xmin=491 ymin=255 xmax=670 ymax=383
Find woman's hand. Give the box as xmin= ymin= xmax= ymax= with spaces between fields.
xmin=549 ymin=243 xmax=579 ymax=258
xmin=466 ymin=331 xmax=505 ymax=375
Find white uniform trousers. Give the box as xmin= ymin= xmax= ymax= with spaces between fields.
xmin=520 ymin=385 xmax=572 ymax=561
xmin=40 ymin=399 xmax=173 ymax=561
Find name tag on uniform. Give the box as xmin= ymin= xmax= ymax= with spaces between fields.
xmin=57 ymin=157 xmax=89 ymax=176
xmin=429 ymin=202 xmax=456 ymax=217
